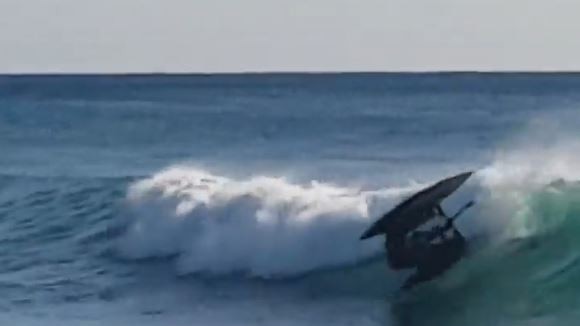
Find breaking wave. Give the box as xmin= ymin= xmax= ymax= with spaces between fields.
xmin=112 ymin=128 xmax=580 ymax=325
xmin=117 ymin=164 xmax=486 ymax=278
xmin=116 ymin=136 xmax=580 ymax=284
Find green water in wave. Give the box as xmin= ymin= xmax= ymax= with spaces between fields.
xmin=392 ymin=182 xmax=580 ymax=326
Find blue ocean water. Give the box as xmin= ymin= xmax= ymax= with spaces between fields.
xmin=2 ymin=73 xmax=580 ymax=325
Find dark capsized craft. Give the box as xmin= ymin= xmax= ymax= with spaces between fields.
xmin=360 ymin=171 xmax=475 ymax=290
xmin=360 ymin=171 xmax=473 ymax=240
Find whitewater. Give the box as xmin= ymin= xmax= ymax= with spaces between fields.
xmin=2 ymin=73 xmax=580 ymax=325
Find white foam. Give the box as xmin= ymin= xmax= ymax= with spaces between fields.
xmin=116 ymin=165 xmax=419 ymax=277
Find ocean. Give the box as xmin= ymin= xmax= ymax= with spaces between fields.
xmin=1 ymin=73 xmax=580 ymax=325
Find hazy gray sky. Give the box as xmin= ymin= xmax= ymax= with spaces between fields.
xmin=1 ymin=0 xmax=579 ymax=73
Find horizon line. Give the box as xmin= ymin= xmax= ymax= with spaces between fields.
xmin=2 ymin=70 xmax=580 ymax=77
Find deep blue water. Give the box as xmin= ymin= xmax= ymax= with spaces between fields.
xmin=2 ymin=73 xmax=580 ymax=325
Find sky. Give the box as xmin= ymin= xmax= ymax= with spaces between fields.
xmin=1 ymin=0 xmax=580 ymax=73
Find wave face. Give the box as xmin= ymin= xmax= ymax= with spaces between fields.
xmin=391 ymin=139 xmax=580 ymax=326
xmin=392 ymin=181 xmax=580 ymax=326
